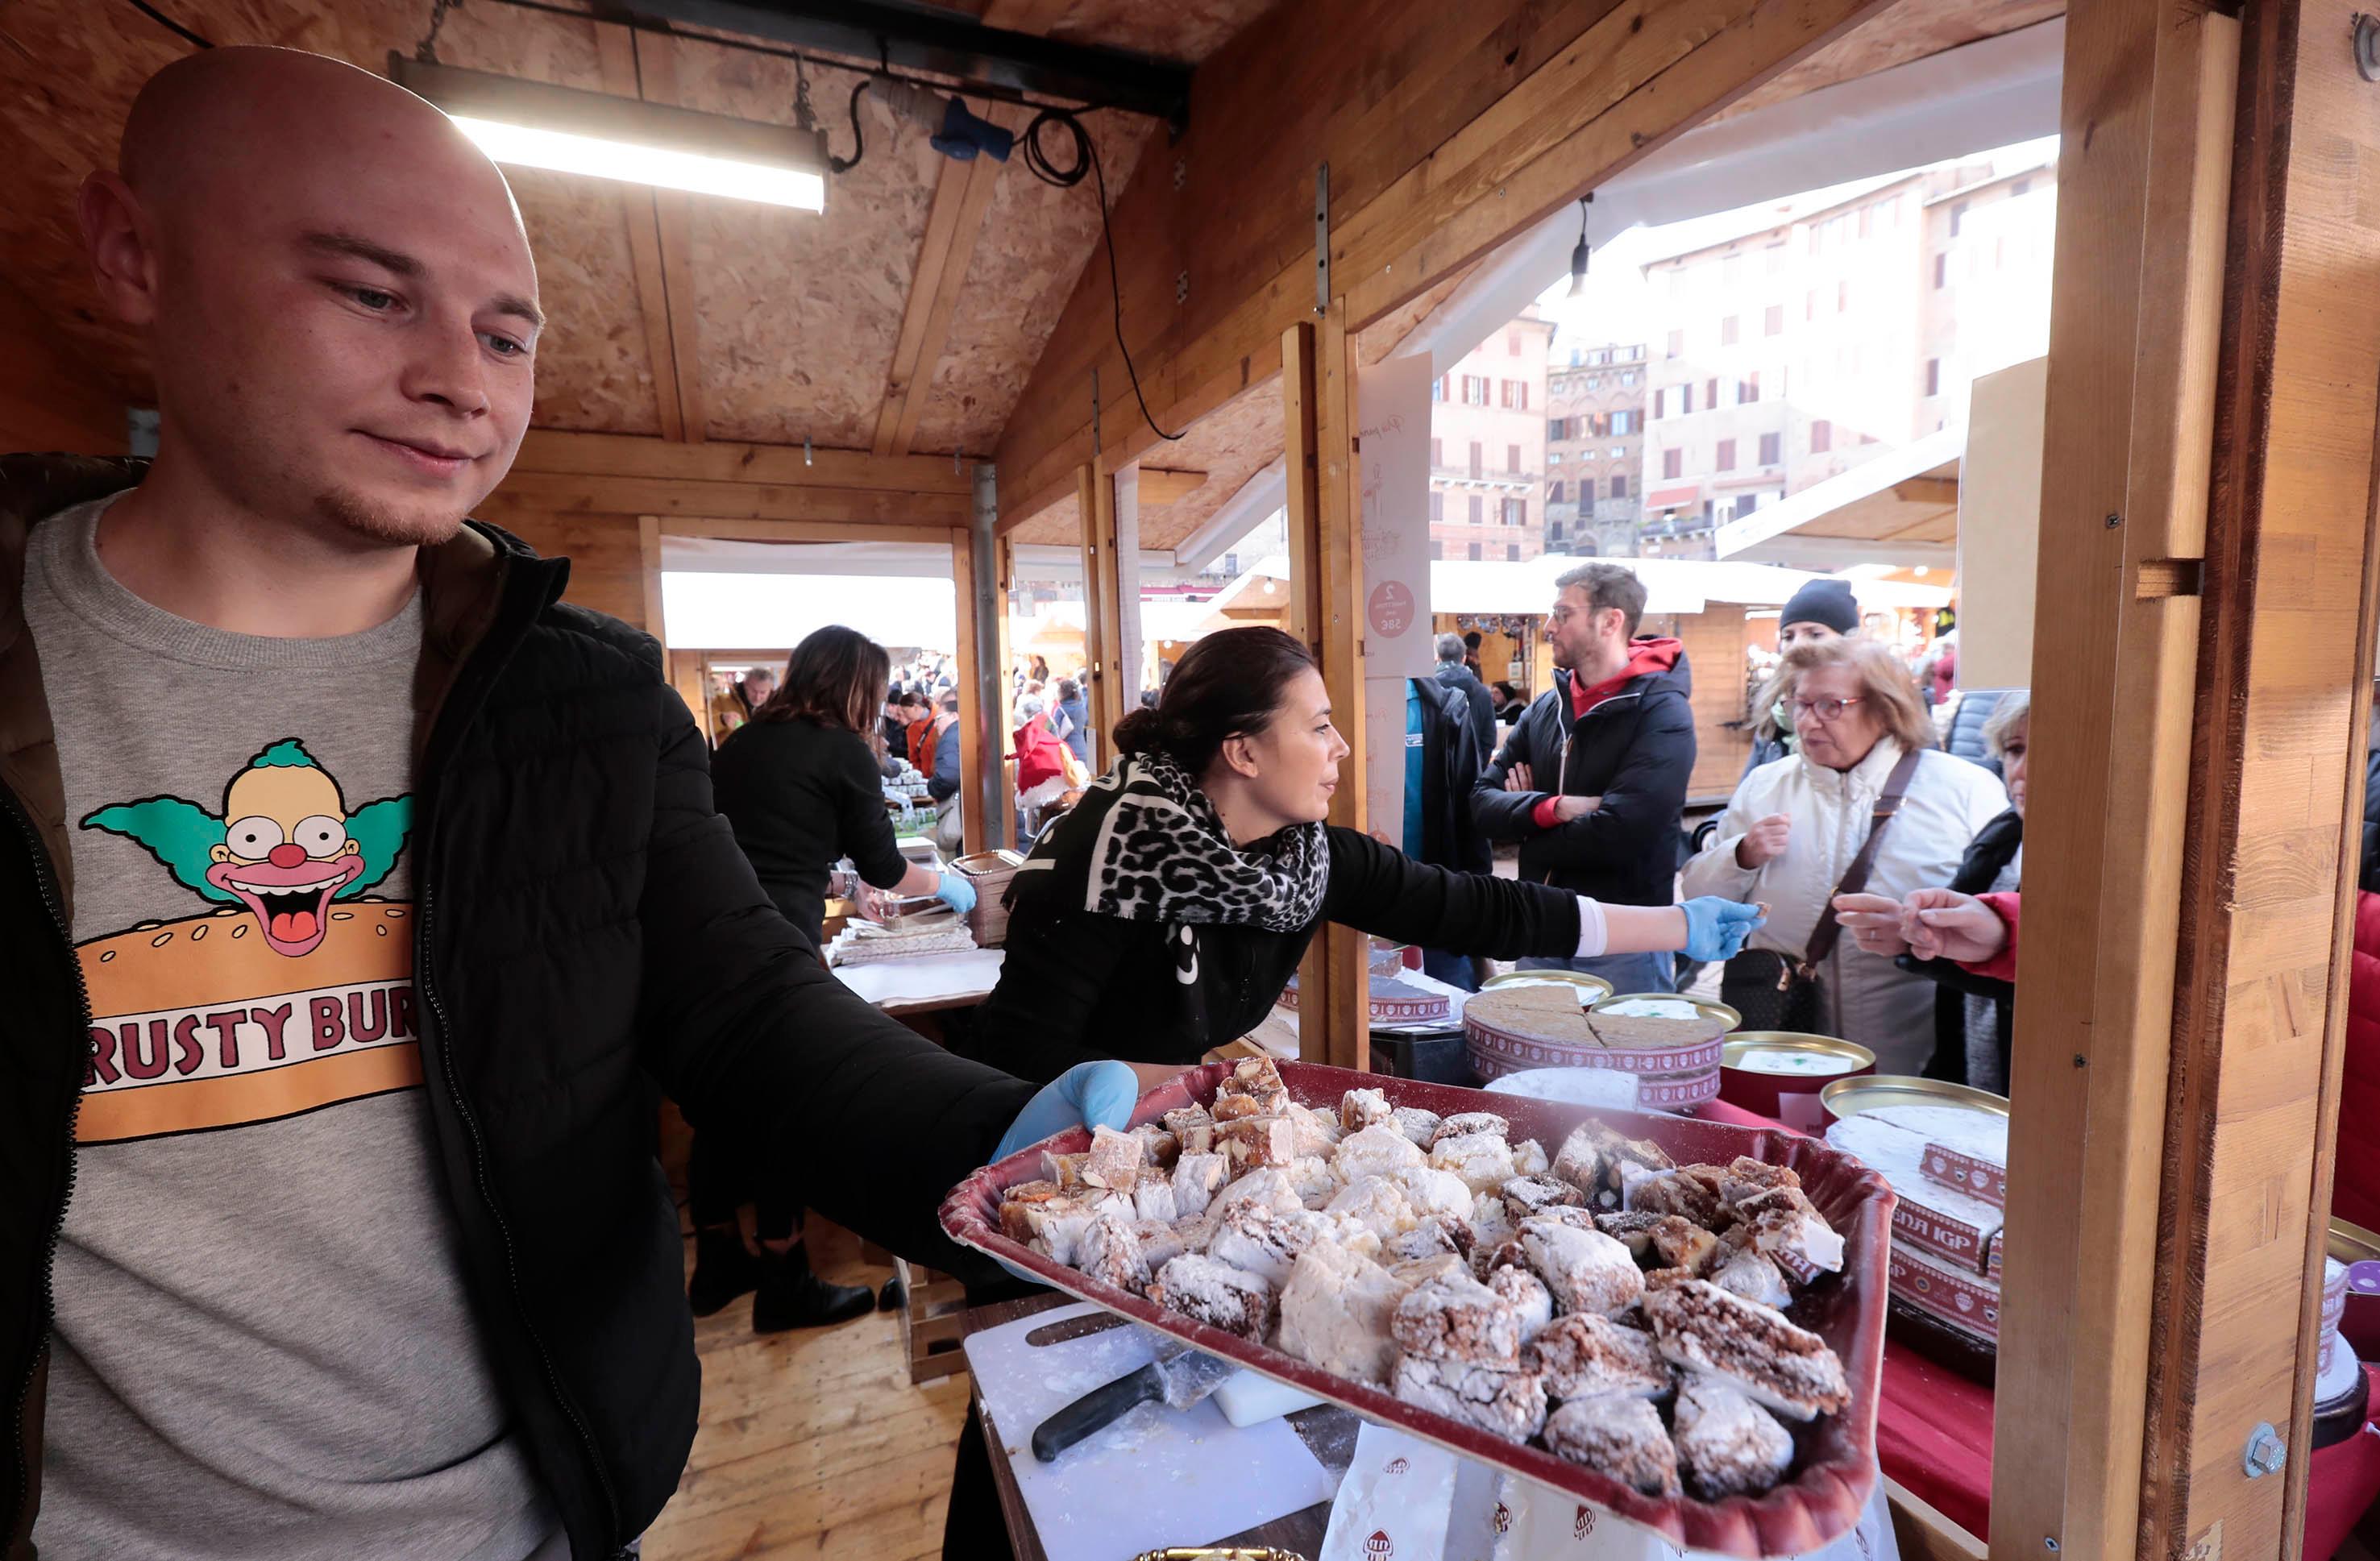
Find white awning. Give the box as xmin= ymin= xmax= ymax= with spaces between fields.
xmin=1714 ymin=425 xmax=1966 ymax=563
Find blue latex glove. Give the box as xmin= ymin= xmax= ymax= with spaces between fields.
xmin=935 ymin=871 xmax=978 ymax=915
xmin=1679 ymin=897 xmax=1765 ymax=963
xmin=995 ymin=1059 xmax=1140 ymax=1163
xmin=992 ymin=1061 xmax=1140 ymax=1284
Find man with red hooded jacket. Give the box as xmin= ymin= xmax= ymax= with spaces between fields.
xmin=1472 ymin=562 xmax=1697 ymax=992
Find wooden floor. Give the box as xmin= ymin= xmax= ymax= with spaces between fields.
xmin=640 ymin=1223 xmax=970 ymax=1560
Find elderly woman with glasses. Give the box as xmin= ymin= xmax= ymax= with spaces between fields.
xmin=1680 ymin=637 xmax=2008 ymax=1073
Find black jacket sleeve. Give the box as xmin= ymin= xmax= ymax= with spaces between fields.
xmin=839 ymin=737 xmax=912 ymax=891
xmin=1535 ymin=691 xmax=1696 ymax=871
xmin=1320 ymin=826 xmax=1579 ymax=957
xmin=928 ymin=722 xmax=962 ymax=802
xmin=1472 ymin=695 xmax=1552 ymax=841
xmin=633 ymin=696 xmax=1033 ymax=1274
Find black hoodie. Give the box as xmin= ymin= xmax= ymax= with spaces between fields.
xmin=1471 ymin=645 xmax=1697 ymax=907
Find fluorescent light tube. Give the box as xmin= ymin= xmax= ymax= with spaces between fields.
xmin=392 ymin=56 xmax=829 ymax=212
xmin=447 ymin=116 xmax=825 ymax=209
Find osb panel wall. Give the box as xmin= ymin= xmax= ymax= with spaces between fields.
xmin=1135 ymin=376 xmax=1279 ymax=552
xmin=667 ymin=38 xmax=936 ymax=449
xmin=509 ymin=168 xmax=667 ymax=436
xmin=907 ymin=108 xmax=1154 ymax=457
xmin=1722 ymin=0 xmax=2062 ymax=119
xmin=1045 ymin=0 xmax=1279 ymax=60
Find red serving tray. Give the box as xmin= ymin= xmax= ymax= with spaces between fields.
xmin=939 ymin=1061 xmax=1896 ymax=1558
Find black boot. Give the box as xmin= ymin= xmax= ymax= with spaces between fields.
xmin=878 ymin=1273 xmax=905 ymax=1312
xmin=751 ymin=1243 xmax=877 ymax=1332
xmin=687 ymin=1228 xmax=765 ymax=1318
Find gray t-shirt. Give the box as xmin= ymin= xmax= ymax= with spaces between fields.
xmin=25 ymin=496 xmax=559 ymax=1560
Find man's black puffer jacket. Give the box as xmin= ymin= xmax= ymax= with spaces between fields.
xmin=0 ymin=459 xmax=1036 ymax=1560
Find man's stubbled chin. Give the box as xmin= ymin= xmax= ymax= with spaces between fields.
xmin=204 ymin=857 xmax=365 ymax=956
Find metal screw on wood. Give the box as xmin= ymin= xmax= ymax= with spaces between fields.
xmin=2104 ymin=512 xmax=2122 ymax=528
xmin=2356 ymin=14 xmax=2380 ymax=81
xmin=2045 ymin=1541 xmax=2059 ymax=1553
xmin=2245 ymin=1421 xmax=2287 ymax=1477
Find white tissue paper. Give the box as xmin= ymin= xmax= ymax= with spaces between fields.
xmin=1320 ymin=1422 xmax=1901 ymax=1561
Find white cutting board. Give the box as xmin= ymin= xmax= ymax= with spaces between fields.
xmin=963 ymin=1302 xmax=1336 ymax=1561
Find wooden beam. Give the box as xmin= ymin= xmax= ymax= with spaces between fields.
xmin=1088 ymin=463 xmax=1128 ymax=741
xmin=636 ymin=32 xmax=707 ymax=442
xmin=1135 ymin=467 xmax=1210 ymax=506
xmin=1073 ymin=463 xmax=1114 ymax=768
xmin=637 ymin=515 xmax=665 ymax=640
xmin=1988 ymin=4 xmax=2236 ymax=1558
xmin=1888 ymin=476 xmax=1961 ymax=505
xmin=651 ymin=517 xmax=960 ymax=545
xmin=992 ymin=0 xmax=1892 ymax=521
xmin=2130 ymin=1 xmax=2380 ymax=1553
xmin=512 ymin=430 xmax=971 ymax=494
xmin=484 ymin=472 xmax=969 ymax=525
xmin=593 ymin=23 xmax=687 ymax=442
xmin=1283 ymin=315 xmax=1367 ymax=1073
xmin=874 ymin=150 xmax=1005 ymax=456
xmin=868 ymin=0 xmax=1073 ymax=458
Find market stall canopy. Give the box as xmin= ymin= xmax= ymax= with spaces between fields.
xmin=1713 ymin=425 xmax=1966 ymax=567
xmin=1185 ymin=552 xmax=1950 ymax=637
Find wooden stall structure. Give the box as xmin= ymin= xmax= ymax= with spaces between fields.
xmin=9 ymin=0 xmax=2380 ymax=1556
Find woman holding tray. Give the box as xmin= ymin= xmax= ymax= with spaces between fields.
xmin=967 ymin=626 xmax=1763 ymax=1085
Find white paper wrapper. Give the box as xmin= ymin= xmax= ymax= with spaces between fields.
xmin=1321 ymin=1422 xmax=1903 ymax=1561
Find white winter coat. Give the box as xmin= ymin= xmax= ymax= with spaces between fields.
xmin=1680 ymin=737 xmax=2008 ymax=1074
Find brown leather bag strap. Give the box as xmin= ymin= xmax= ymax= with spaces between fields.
xmin=1795 ymin=745 xmax=1925 ymax=976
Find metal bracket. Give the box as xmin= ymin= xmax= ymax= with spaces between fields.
xmin=1314 ymin=163 xmax=1331 ymax=316
xmin=2243 ymin=1422 xmax=2287 ymax=1478
xmin=2358 ymin=14 xmax=2380 ymax=81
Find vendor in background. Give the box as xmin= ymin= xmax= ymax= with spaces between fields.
xmin=969 ymin=626 xmax=1763 ymax=1084
xmin=1681 ymin=637 xmax=2005 ymax=1075
xmin=1012 ymin=691 xmax=1073 ymax=841
xmin=704 ymin=627 xmax=978 ymax=1331
xmin=1490 ymin=679 xmax=1526 ymax=727
xmin=1836 ymin=692 xmax=2028 ymax=1092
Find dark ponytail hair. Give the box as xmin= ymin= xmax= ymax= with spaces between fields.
xmin=1111 ymin=626 xmax=1320 ymax=777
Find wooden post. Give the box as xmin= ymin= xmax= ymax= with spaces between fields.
xmin=1091 ymin=463 xmax=1129 ymax=741
xmin=965 ymin=464 xmax=1008 ymax=856
xmin=1284 ymin=313 xmax=1369 ymax=1073
xmin=1989 ymin=5 xmax=2236 ymax=1557
xmin=1074 ymin=463 xmax=1118 ymax=770
xmin=2129 ymin=1 xmax=2380 ymax=1553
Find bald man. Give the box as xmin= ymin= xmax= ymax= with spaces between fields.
xmin=0 ymin=47 xmax=1134 ymax=1561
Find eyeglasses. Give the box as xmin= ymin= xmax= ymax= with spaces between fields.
xmin=1788 ymin=695 xmax=1866 ymax=722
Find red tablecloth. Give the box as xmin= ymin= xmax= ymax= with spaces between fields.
xmin=1695 ymin=1099 xmax=2380 ymax=1552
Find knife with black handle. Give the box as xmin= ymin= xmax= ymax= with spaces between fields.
xmin=1029 ymin=1347 xmax=1237 ymax=1462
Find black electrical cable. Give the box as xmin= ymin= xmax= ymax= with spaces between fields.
xmin=831 ymin=78 xmax=866 ymax=175
xmin=1021 ymin=107 xmax=1183 ymax=444
xmin=122 ymin=0 xmax=214 ymax=48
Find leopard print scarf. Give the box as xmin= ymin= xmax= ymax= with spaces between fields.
xmin=1013 ymin=750 xmax=1331 ymax=942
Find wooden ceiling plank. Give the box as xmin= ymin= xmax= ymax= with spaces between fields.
xmin=634 ymin=32 xmax=708 ymax=443
xmin=869 ymin=0 xmax=1074 ymax=458
xmin=511 ymin=430 xmax=972 ymax=494
xmin=1134 ymin=467 xmax=1210 ymax=506
xmin=594 ymin=23 xmax=687 ymax=442
xmin=486 ymin=471 xmax=971 ymax=524
xmin=992 ymin=0 xmax=1897 ymax=522
xmin=888 ymin=152 xmax=1006 ymax=456
xmin=872 ymin=161 xmax=981 ymax=455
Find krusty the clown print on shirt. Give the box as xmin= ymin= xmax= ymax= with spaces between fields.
xmin=71 ymin=739 xmax=420 ymax=1144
